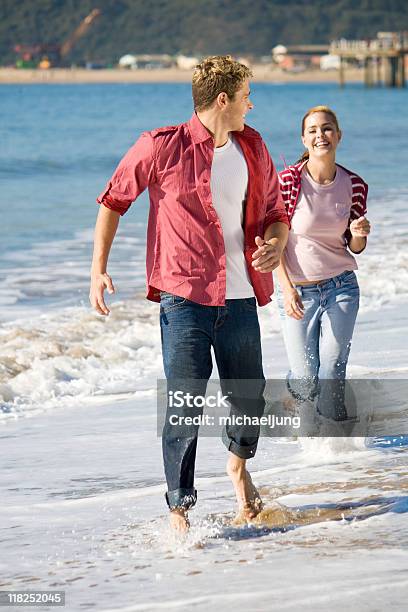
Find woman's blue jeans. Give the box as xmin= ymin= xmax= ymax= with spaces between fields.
xmin=160 ymin=293 xmax=265 ymax=511
xmin=277 ymin=270 xmax=360 ymax=421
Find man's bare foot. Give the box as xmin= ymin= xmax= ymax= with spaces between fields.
xmin=169 ymin=508 xmax=190 ymax=532
xmin=226 ymin=454 xmax=263 ymax=521
xmin=245 ymin=470 xmax=263 ymax=511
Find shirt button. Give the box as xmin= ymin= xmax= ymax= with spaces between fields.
xmin=203 ymin=179 xmax=208 ymax=183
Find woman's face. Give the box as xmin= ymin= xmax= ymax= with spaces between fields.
xmin=302 ymin=112 xmax=341 ymax=160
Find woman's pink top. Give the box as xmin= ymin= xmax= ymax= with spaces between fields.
xmin=284 ymin=165 xmax=358 ymax=282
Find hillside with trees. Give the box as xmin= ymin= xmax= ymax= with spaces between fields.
xmin=1 ymin=0 xmax=408 ymax=65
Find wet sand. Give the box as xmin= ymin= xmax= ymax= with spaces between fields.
xmin=0 ymin=65 xmax=365 ymax=84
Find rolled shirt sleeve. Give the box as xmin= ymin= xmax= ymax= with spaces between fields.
xmin=97 ymin=132 xmax=156 ymax=216
xmin=262 ymin=142 xmax=289 ymax=231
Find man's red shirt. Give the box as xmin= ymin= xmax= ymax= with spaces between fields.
xmin=97 ymin=113 xmax=289 ymax=306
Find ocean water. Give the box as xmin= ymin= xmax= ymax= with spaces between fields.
xmin=1 ymin=82 xmax=408 ymax=416
xmin=1 ymin=83 xmax=408 ymax=610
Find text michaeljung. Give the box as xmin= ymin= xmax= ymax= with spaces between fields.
xmin=168 ymin=413 xmax=301 ymax=429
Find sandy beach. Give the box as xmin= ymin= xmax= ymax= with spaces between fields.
xmin=0 ymin=65 xmax=365 ymax=84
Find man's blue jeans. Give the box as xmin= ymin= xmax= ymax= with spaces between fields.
xmin=277 ymin=270 xmax=360 ymax=420
xmin=160 ymin=293 xmax=265 ymax=511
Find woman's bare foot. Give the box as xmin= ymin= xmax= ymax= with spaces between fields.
xmin=226 ymin=453 xmax=263 ymax=521
xmin=169 ymin=508 xmax=190 ymax=532
xmin=283 ymin=395 xmax=299 ymax=415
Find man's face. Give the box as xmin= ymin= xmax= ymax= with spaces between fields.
xmin=224 ymin=79 xmax=253 ymax=132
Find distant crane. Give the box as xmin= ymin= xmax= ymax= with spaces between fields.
xmin=59 ymin=8 xmax=101 ymax=60
xmin=14 ymin=8 xmax=101 ymax=68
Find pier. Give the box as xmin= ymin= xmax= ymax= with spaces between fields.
xmin=330 ymin=33 xmax=407 ymax=87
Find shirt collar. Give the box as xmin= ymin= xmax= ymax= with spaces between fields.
xmin=188 ymin=112 xmax=214 ymax=144
xmin=188 ymin=112 xmax=257 ymax=144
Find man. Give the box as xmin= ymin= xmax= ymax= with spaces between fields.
xmin=90 ymin=55 xmax=289 ymax=531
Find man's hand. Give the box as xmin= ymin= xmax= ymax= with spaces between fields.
xmin=283 ymin=287 xmax=304 ymax=320
xmin=350 ymin=216 xmax=371 ymax=238
xmin=252 ymin=236 xmax=283 ymax=273
xmin=89 ymin=272 xmax=115 ymax=315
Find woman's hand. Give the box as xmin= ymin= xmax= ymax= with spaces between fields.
xmin=350 ymin=216 xmax=371 ymax=238
xmin=348 ymin=216 xmax=370 ymax=253
xmin=283 ymin=287 xmax=305 ymax=320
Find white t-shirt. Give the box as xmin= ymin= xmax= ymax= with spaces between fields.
xmin=210 ymin=137 xmax=254 ymax=299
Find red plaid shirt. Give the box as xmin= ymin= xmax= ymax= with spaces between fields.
xmin=97 ymin=113 xmax=289 ymax=306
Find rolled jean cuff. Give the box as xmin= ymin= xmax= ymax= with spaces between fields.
xmin=222 ymin=429 xmax=258 ymax=459
xmin=165 ymin=487 xmax=197 ymax=510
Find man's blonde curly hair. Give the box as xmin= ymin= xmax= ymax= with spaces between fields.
xmin=192 ymin=55 xmax=252 ymax=112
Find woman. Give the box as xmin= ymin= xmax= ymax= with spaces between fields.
xmin=276 ymin=106 xmax=371 ymax=421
